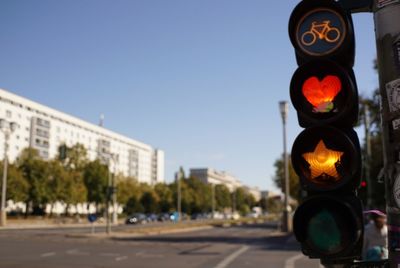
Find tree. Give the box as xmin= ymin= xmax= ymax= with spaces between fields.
xmin=62 ymin=143 xmax=88 ymax=171
xmin=215 ymin=184 xmax=231 ymax=211
xmin=46 ymin=160 xmax=72 ymax=215
xmin=116 ymin=178 xmax=141 ymax=206
xmin=0 ymin=163 xmax=28 ymax=203
xmin=273 ymin=154 xmax=300 ymax=201
xmin=154 ymin=183 xmax=173 ymax=213
xmin=140 ymin=190 xmax=159 ymax=213
xmin=235 ymin=187 xmax=250 ymax=215
xmin=17 ymin=148 xmax=50 ymax=215
xmin=83 ymin=160 xmax=108 ymax=212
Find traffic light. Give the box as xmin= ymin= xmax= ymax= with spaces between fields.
xmin=288 ymin=0 xmax=363 ymax=263
xmin=59 ymin=144 xmax=68 ymax=160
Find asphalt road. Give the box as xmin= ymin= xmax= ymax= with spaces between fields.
xmin=0 ymin=223 xmax=322 ymax=268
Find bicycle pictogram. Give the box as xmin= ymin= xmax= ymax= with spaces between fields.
xmin=301 ymin=20 xmax=341 ymax=46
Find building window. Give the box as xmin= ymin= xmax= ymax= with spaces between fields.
xmin=6 ymin=110 xmax=11 ymax=118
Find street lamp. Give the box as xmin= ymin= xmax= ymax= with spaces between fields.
xmin=0 ymin=119 xmax=18 ymax=227
xmin=106 ymin=153 xmax=118 ymax=234
xmin=279 ymin=101 xmax=290 ymax=232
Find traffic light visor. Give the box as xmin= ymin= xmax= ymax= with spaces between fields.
xmin=292 ymin=126 xmax=361 ymax=191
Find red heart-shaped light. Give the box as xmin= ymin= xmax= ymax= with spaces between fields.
xmin=302 ymin=75 xmax=342 ymax=109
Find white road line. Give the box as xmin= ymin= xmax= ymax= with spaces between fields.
xmin=40 ymin=252 xmax=56 ymax=258
xmin=99 ymin=253 xmax=120 ymax=257
xmin=214 ymin=245 xmax=250 ymax=268
xmin=66 ymin=249 xmax=90 ymax=256
xmin=284 ymin=254 xmax=304 ymax=268
xmin=115 ymin=256 xmax=128 ymax=262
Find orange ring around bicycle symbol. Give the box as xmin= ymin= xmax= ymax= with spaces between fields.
xmin=301 ymin=20 xmax=341 ymax=46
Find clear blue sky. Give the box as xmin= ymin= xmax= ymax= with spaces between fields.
xmin=0 ymin=1 xmax=377 ymax=192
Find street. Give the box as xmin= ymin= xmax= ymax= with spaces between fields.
xmin=0 ymin=222 xmax=321 ymax=268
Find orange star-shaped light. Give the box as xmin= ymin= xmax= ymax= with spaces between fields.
xmin=302 ymin=140 xmax=343 ymax=180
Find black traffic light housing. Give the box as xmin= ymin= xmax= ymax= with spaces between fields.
xmin=293 ymin=195 xmax=363 ymax=260
xmin=288 ymin=0 xmax=364 ymax=263
xmin=288 ymin=0 xmax=355 ymax=67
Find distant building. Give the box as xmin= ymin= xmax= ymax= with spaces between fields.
xmin=0 ymin=88 xmax=164 ymax=185
xmin=189 ymin=168 xmax=261 ymax=201
xmin=243 ymin=185 xmax=261 ymax=201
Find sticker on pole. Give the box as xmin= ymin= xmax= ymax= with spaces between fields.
xmin=393 ymin=173 xmax=400 ymax=208
xmin=377 ymin=0 xmax=400 ymax=9
xmin=386 ymin=79 xmax=400 ymax=112
xmin=393 ymin=118 xmax=400 ymax=130
xmin=394 ymin=37 xmax=400 ymax=72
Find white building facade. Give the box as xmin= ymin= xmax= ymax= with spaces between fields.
xmin=189 ymin=168 xmax=261 ymax=201
xmin=0 ymin=88 xmax=164 ymax=184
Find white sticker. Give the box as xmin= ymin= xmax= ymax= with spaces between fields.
xmin=378 ymin=0 xmax=400 ymax=8
xmin=386 ymin=79 xmax=400 ymax=112
xmin=394 ymin=118 xmax=400 ymax=130
xmin=394 ymin=174 xmax=400 ymax=208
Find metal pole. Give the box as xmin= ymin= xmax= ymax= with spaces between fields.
xmin=177 ymin=169 xmax=182 ymax=222
xmin=373 ymin=1 xmax=400 ymax=266
xmin=280 ymin=101 xmax=290 ymax=232
xmin=106 ymin=158 xmax=111 ymax=234
xmin=0 ymin=132 xmax=9 ymax=227
xmin=364 ymin=104 xmax=372 ymax=209
xmin=112 ymin=155 xmax=118 ymax=225
xmin=211 ymin=184 xmax=215 ymax=219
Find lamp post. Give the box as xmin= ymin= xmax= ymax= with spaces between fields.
xmin=106 ymin=153 xmax=118 ymax=234
xmin=279 ymin=101 xmax=290 ymax=232
xmin=175 ymin=168 xmax=183 ymax=222
xmin=0 ymin=119 xmax=17 ymax=227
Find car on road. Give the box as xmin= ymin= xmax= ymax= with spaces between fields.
xmin=157 ymin=213 xmax=171 ymax=222
xmin=125 ymin=213 xmax=147 ymax=224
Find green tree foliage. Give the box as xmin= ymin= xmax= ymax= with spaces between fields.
xmin=116 ymin=178 xmax=140 ymax=206
xmin=46 ymin=160 xmax=72 ymax=206
xmin=125 ymin=196 xmax=144 ymax=214
xmin=63 ymin=143 xmax=89 ymax=171
xmin=140 ymin=191 xmax=159 ymax=213
xmin=16 ymin=148 xmax=50 ymax=215
xmin=83 ymin=160 xmax=108 ymax=209
xmin=154 ymin=183 xmax=173 ymax=212
xmin=234 ymin=187 xmax=255 ymax=215
xmin=273 ymin=155 xmax=300 ymax=201
xmin=215 ymin=184 xmax=231 ymax=211
xmin=0 ymin=163 xmax=28 ymax=202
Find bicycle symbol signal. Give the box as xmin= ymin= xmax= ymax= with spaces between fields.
xmin=301 ymin=20 xmax=340 ymax=46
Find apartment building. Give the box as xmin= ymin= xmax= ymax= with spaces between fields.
xmin=0 ymin=88 xmax=164 ymax=184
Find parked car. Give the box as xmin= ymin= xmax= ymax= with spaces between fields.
xmin=125 ymin=213 xmax=147 ymax=224
xmin=146 ymin=213 xmax=158 ymax=222
xmin=157 ymin=213 xmax=171 ymax=222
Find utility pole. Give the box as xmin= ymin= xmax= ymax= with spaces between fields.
xmin=176 ymin=167 xmax=182 ymax=222
xmin=211 ymin=184 xmax=215 ymax=219
xmin=0 ymin=119 xmax=17 ymax=227
xmin=373 ymin=0 xmax=400 ymax=266
xmin=279 ymin=101 xmax=290 ymax=232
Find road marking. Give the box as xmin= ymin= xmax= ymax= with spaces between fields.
xmin=214 ymin=245 xmax=250 ymax=268
xmin=99 ymin=253 xmax=120 ymax=257
xmin=115 ymin=256 xmax=128 ymax=262
xmin=66 ymin=249 xmax=90 ymax=256
xmin=40 ymin=252 xmax=56 ymax=258
xmin=284 ymin=254 xmax=304 ymax=268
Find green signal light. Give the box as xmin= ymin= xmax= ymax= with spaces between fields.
xmin=307 ymin=209 xmax=341 ymax=253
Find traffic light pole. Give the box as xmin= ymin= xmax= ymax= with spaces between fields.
xmin=373 ymin=1 xmax=400 ymax=266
